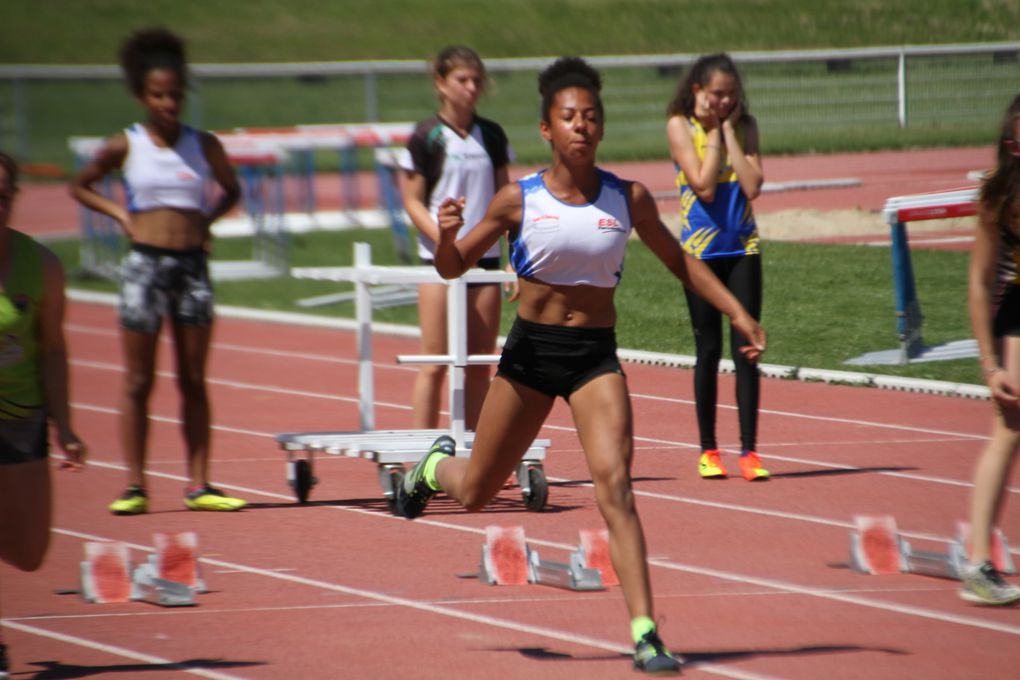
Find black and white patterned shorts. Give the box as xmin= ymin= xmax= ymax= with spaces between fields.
xmin=119 ymin=244 xmax=214 ymax=333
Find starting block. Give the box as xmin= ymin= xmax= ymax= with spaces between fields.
xmin=80 ymin=541 xmax=134 ymax=603
xmin=478 ymin=525 xmax=610 ymax=591
xmin=80 ymin=533 xmax=205 ymax=607
xmin=849 ymin=515 xmax=1016 ymax=581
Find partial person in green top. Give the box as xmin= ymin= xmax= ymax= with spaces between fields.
xmin=0 ymin=151 xmax=87 ymax=678
xmin=666 ymin=53 xmax=769 ymax=482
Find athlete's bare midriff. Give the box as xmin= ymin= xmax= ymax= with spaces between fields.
xmin=130 ymin=208 xmax=208 ymax=250
xmin=515 ymin=276 xmax=617 ymax=328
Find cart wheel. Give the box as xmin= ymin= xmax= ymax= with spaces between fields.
xmin=293 ymin=459 xmax=313 ymax=504
xmin=522 ymin=465 xmax=548 ymax=512
xmin=387 ymin=469 xmax=405 ymax=516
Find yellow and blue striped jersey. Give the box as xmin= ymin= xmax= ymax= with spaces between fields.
xmin=675 ymin=117 xmax=759 ymax=260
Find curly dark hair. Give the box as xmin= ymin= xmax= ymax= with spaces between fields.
xmin=118 ymin=27 xmax=188 ymax=96
xmin=0 ymin=151 xmax=18 ymax=192
xmin=537 ymin=56 xmax=603 ymax=123
xmin=980 ymin=93 xmax=1020 ymax=230
xmin=665 ymin=52 xmax=749 ymax=120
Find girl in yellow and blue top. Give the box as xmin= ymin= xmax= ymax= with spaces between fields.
xmin=666 ymin=53 xmax=768 ymax=482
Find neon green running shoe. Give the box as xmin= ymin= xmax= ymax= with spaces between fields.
xmin=960 ymin=561 xmax=1020 ymax=605
xmin=397 ymin=435 xmax=455 ymax=519
xmin=633 ymin=629 xmax=682 ymax=675
xmin=109 ymin=486 xmax=148 ymax=515
xmin=184 ymin=485 xmax=247 ymax=512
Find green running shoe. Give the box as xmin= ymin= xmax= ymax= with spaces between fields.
xmin=397 ymin=435 xmax=455 ymax=519
xmin=960 ymin=561 xmax=1020 ymax=606
xmin=108 ymin=486 xmax=148 ymax=515
xmin=184 ymin=485 xmax=247 ymax=512
xmin=633 ymin=629 xmax=682 ymax=675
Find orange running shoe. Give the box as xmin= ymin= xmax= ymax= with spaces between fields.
xmin=738 ymin=452 xmax=770 ymax=481
xmin=698 ymin=450 xmax=727 ymax=479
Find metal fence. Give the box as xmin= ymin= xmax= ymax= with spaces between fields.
xmin=2 ymin=42 xmax=1018 ymax=168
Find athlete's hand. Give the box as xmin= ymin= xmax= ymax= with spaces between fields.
xmin=696 ymin=90 xmax=719 ymax=129
xmin=503 ymin=262 xmax=520 ymax=302
xmin=733 ymin=315 xmax=766 ymax=364
xmin=723 ymin=101 xmax=743 ymax=130
xmin=57 ymin=431 xmax=87 ymax=471
xmin=437 ymin=197 xmax=466 ymax=241
xmin=988 ymin=369 xmax=1019 ymax=406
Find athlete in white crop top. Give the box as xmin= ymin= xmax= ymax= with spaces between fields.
xmin=122 ymin=123 xmax=210 ymax=214
xmin=70 ymin=28 xmax=245 ymax=516
xmin=396 ymin=57 xmax=766 ymax=675
xmin=512 ymin=168 xmax=631 ymax=288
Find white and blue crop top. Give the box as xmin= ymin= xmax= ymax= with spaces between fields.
xmin=122 ymin=123 xmax=210 ymax=214
xmin=510 ymin=169 xmax=632 ymax=288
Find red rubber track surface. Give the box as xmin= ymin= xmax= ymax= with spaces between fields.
xmin=1 ymin=298 xmax=1017 ymax=680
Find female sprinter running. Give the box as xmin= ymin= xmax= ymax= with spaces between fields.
xmin=397 ymin=57 xmax=766 ymax=674
xmin=70 ymin=28 xmax=244 ymax=514
xmin=962 ymin=93 xmax=1020 ymax=606
xmin=400 ymin=45 xmax=512 ymax=429
xmin=0 ymin=151 xmax=86 ymax=677
xmin=666 ymin=53 xmax=768 ymax=482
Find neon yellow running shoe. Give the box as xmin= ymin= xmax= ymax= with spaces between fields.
xmin=109 ymin=486 xmax=148 ymax=515
xmin=633 ymin=629 xmax=682 ymax=674
xmin=184 ymin=485 xmax=247 ymax=511
xmin=698 ymin=450 xmax=727 ymax=479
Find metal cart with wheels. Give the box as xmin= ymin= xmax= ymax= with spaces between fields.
xmin=275 ymin=243 xmax=550 ymax=512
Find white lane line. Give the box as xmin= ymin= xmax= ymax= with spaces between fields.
xmin=0 ymin=619 xmax=249 ymax=680
xmin=48 ymin=467 xmax=1020 ymax=639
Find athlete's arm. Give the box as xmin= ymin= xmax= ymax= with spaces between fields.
xmin=401 ymin=170 xmax=442 ymax=244
xmin=37 ymin=245 xmax=86 ymax=470
xmin=69 ymin=134 xmax=131 ymax=234
xmin=629 ymin=180 xmax=765 ymax=361
xmin=667 ymin=113 xmax=723 ymax=203
xmin=201 ymin=132 xmax=241 ymax=238
xmin=969 ymin=206 xmax=1018 ymax=403
xmin=434 ymin=182 xmax=522 ymax=279
xmin=722 ymin=109 xmax=764 ymax=200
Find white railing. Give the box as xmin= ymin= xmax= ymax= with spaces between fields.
xmin=2 ymin=42 xmax=1018 ymax=164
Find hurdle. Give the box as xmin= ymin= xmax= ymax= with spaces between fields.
xmin=276 ymin=242 xmax=550 ymax=511
xmin=879 ymin=187 xmax=977 ymax=364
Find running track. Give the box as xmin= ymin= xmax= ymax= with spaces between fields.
xmin=1 ymin=298 xmax=1018 ymax=680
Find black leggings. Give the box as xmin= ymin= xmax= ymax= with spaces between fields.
xmin=683 ymin=255 xmax=762 ymax=452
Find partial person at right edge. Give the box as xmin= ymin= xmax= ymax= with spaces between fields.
xmin=666 ymin=53 xmax=769 ymax=482
xmin=962 ymin=92 xmax=1020 ymax=606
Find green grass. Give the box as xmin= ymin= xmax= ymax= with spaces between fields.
xmin=49 ymin=228 xmax=980 ymax=386
xmin=3 ymin=1 xmax=1020 ymax=169
xmin=3 ymin=1 xmax=1019 ymax=63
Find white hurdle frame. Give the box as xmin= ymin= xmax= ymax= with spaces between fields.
xmin=279 ymin=243 xmax=549 ymax=509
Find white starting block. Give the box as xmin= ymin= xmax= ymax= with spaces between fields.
xmin=849 ymin=515 xmax=1016 ymax=580
xmin=277 ymin=243 xmax=551 ymax=511
xmin=478 ymin=525 xmax=611 ymax=591
xmin=80 ymin=533 xmax=206 ymax=607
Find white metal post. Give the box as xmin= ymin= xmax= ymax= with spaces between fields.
xmin=897 ymin=49 xmax=907 ymax=128
xmin=446 ymin=276 xmax=468 ymax=449
xmin=354 ymin=242 xmax=375 ymax=430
